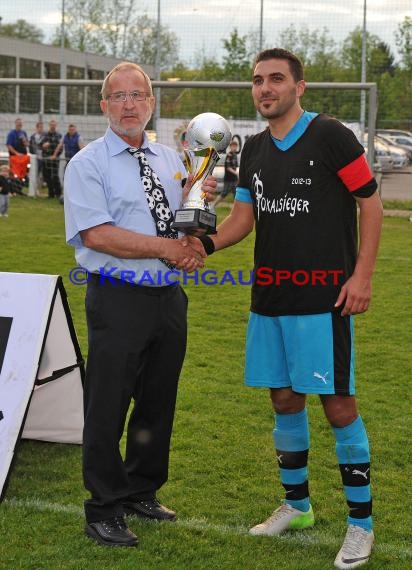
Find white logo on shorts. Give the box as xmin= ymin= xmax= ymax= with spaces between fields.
xmin=313 ymin=371 xmax=329 ymax=384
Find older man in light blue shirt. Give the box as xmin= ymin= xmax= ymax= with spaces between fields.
xmin=63 ymin=61 xmax=216 ymax=548
xmin=65 ymin=126 xmax=187 ymax=285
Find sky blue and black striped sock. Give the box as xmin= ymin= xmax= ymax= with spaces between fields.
xmin=273 ymin=408 xmax=310 ymax=513
xmin=333 ymin=415 xmax=372 ymax=531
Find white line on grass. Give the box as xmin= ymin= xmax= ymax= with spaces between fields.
xmin=4 ymin=498 xmax=411 ymax=559
xmin=4 ymin=497 xmax=83 ymax=516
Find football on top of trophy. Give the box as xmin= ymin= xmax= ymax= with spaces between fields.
xmin=186 ymin=112 xmax=232 ymax=153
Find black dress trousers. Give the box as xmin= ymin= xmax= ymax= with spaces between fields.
xmin=83 ymin=275 xmax=188 ymax=523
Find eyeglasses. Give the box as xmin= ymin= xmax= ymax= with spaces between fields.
xmin=106 ymin=91 xmax=151 ymax=103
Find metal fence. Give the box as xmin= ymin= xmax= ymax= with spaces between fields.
xmin=1 ymin=78 xmax=378 ymax=176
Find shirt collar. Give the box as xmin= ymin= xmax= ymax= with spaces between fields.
xmin=105 ymin=127 xmax=159 ymax=157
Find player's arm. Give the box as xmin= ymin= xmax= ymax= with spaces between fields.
xmin=335 ymin=191 xmax=383 ymax=316
xmin=211 ymin=200 xmax=254 ymax=251
xmin=81 ymin=224 xmax=205 ymax=270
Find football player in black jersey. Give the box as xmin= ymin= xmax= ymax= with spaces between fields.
xmin=198 ymin=48 xmax=382 ymax=570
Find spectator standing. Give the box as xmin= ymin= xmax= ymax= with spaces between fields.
xmin=29 ymin=121 xmax=46 ymax=192
xmin=42 ymin=120 xmax=63 ymax=199
xmin=213 ymin=139 xmax=239 ymax=207
xmin=56 ymin=123 xmax=85 ymax=166
xmin=0 ymin=164 xmax=13 ymax=217
xmin=6 ymin=118 xmax=29 ymax=156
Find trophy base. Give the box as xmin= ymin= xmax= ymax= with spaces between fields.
xmin=171 ymin=208 xmax=217 ymax=236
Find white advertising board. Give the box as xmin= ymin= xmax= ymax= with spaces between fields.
xmin=0 ymin=273 xmax=84 ymax=500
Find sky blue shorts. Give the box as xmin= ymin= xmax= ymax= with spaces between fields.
xmin=245 ymin=312 xmax=355 ymax=395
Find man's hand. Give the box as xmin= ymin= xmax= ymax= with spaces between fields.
xmin=163 ymin=236 xmax=206 ymax=272
xmin=334 ymin=274 xmax=372 ymax=316
xmin=336 ymin=193 xmax=383 ymax=316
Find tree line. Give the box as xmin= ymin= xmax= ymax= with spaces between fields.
xmin=1 ymin=2 xmax=411 ymax=129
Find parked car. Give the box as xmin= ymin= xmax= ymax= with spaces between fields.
xmin=363 ymin=137 xmax=394 ymax=172
xmin=379 ymin=134 xmax=412 ymax=162
xmin=375 ymin=136 xmax=409 ymax=168
xmin=390 ymin=149 xmax=409 ymax=168
xmin=376 ymin=129 xmax=412 ymax=139
xmin=374 ymin=145 xmax=395 ymax=172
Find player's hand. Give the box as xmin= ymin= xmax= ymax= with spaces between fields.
xmin=181 ymin=235 xmax=207 ymax=256
xmin=334 ymin=274 xmax=372 ymax=316
xmin=163 ymin=236 xmax=206 ymax=272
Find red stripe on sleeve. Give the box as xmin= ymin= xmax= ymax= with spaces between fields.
xmin=337 ymin=154 xmax=374 ymax=192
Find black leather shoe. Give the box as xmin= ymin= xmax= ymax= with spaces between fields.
xmin=123 ymin=498 xmax=176 ymax=521
xmin=85 ymin=516 xmax=138 ymax=547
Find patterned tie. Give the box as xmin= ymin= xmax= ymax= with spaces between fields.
xmin=128 ymin=147 xmax=177 ymax=269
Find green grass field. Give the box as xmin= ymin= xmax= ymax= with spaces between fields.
xmin=0 ymin=195 xmax=411 ymax=569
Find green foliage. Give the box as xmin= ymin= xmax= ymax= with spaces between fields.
xmin=50 ymin=0 xmax=179 ymax=68
xmin=381 ymin=199 xmax=412 ymax=211
xmin=375 ymin=70 xmax=412 ymax=126
xmin=0 ymin=196 xmax=411 ymax=569
xmin=222 ymin=29 xmax=252 ymax=80
xmin=395 ymin=16 xmax=412 ymax=71
xmin=341 ymin=28 xmax=396 ymax=82
xmin=124 ymin=14 xmax=179 ymax=70
xmin=0 ymin=12 xmax=411 ymax=129
xmin=52 ymin=0 xmax=107 ymax=55
xmin=159 ymin=18 xmax=412 ymax=125
xmin=279 ymin=24 xmax=340 ymax=70
xmin=162 ymin=57 xmax=254 ymax=120
xmin=0 ymin=19 xmax=44 ymax=43
xmin=371 ymin=42 xmax=396 ymax=76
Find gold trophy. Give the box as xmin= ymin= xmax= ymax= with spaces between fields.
xmin=171 ymin=112 xmax=232 ymax=236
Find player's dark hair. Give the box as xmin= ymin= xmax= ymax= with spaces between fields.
xmin=254 ymin=48 xmax=304 ymax=82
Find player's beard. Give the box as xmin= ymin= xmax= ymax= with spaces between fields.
xmin=256 ymin=86 xmax=298 ymax=120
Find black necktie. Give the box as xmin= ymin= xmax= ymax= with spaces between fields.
xmin=128 ymin=147 xmax=177 ymax=269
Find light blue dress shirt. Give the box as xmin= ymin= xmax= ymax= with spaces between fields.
xmin=64 ymin=127 xmax=187 ymax=285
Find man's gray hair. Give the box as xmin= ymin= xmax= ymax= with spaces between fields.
xmin=101 ymin=62 xmax=153 ymax=99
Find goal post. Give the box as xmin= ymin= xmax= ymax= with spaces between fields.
xmin=0 ymin=78 xmax=377 ymax=169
